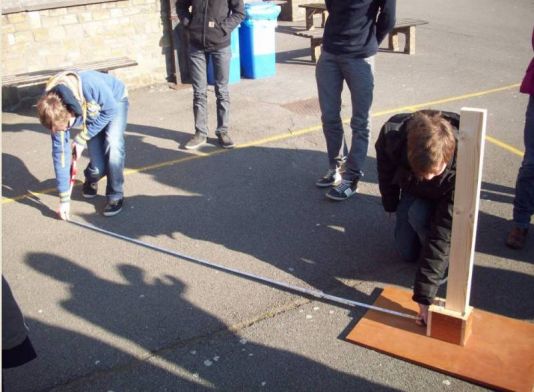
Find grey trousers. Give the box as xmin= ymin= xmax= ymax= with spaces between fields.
xmin=188 ymin=44 xmax=231 ymax=136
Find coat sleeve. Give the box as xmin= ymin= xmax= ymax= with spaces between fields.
xmin=51 ymin=130 xmax=72 ymax=202
xmin=375 ymin=0 xmax=396 ymax=45
xmin=74 ymin=76 xmax=117 ymax=146
xmin=412 ymin=191 xmax=453 ymax=305
xmin=375 ymin=123 xmax=401 ymax=212
xmin=176 ymin=0 xmax=192 ymax=26
xmin=2 ymin=277 xmax=29 ymax=350
xmin=220 ymin=0 xmax=245 ymax=35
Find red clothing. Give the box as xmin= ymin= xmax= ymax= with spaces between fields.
xmin=520 ymin=27 xmax=534 ymax=95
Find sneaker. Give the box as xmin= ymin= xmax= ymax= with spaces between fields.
xmin=326 ymin=179 xmax=359 ymax=201
xmin=216 ymin=132 xmax=235 ymax=149
xmin=103 ymin=198 xmax=123 ymax=217
xmin=82 ymin=181 xmax=98 ymax=199
xmin=185 ymin=133 xmax=207 ymax=150
xmin=505 ymin=226 xmax=528 ymax=249
xmin=316 ymin=168 xmax=342 ymax=188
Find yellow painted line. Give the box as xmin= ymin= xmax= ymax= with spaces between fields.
xmin=485 ymin=135 xmax=524 ymax=157
xmin=2 ymin=83 xmax=522 ymax=205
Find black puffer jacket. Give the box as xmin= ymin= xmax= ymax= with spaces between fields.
xmin=177 ymin=0 xmax=244 ymax=51
xmin=375 ymin=111 xmax=460 ymax=305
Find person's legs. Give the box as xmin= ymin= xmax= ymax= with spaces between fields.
xmin=187 ymin=45 xmax=209 ymax=148
xmin=341 ymin=55 xmax=375 ymax=182
xmin=507 ymin=94 xmax=534 ymax=248
xmin=513 ymin=95 xmax=534 ymax=227
xmin=394 ymin=192 xmax=422 ymax=262
xmin=211 ymin=45 xmax=233 ymax=148
xmin=84 ymin=131 xmax=107 ymax=197
xmin=212 ymin=46 xmax=231 ymax=133
xmin=103 ymin=98 xmax=128 ymax=202
xmin=394 ymin=192 xmax=433 ymax=262
xmin=316 ymin=51 xmax=345 ymax=171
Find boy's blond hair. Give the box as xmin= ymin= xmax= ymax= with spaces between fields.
xmin=36 ymin=92 xmax=71 ymax=131
xmin=406 ymin=110 xmax=456 ymax=178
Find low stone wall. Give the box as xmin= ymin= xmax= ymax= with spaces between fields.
xmin=1 ymin=0 xmax=174 ymax=91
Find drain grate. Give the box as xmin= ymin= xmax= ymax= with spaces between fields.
xmin=281 ymin=97 xmax=321 ymax=116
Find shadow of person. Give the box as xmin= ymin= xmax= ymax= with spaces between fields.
xmin=2 ymin=153 xmax=57 ymax=219
xmin=20 ymin=252 xmax=391 ymax=390
xmin=471 ymin=263 xmax=534 ymax=319
xmin=2 ymin=317 xmax=201 ymax=391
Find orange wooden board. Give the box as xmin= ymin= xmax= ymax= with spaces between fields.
xmin=346 ymin=286 xmax=534 ymax=391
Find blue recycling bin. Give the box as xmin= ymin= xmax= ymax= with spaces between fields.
xmin=239 ymin=2 xmax=281 ymax=79
xmin=208 ymin=28 xmax=241 ymax=85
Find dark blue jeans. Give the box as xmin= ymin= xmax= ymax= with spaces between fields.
xmin=316 ymin=50 xmax=375 ymax=181
xmin=394 ymin=192 xmax=434 ymax=262
xmin=512 ymin=95 xmax=534 ymax=228
xmin=189 ymin=45 xmax=231 ymax=136
xmin=85 ymin=98 xmax=128 ymax=202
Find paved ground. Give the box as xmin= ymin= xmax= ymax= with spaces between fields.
xmin=2 ymin=0 xmax=533 ymax=391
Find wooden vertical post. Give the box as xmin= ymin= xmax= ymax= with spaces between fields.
xmin=446 ymin=108 xmax=487 ymax=313
xmin=427 ymin=108 xmax=487 ymax=346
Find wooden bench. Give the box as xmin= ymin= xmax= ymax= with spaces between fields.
xmin=294 ymin=18 xmax=429 ymax=62
xmin=2 ymin=57 xmax=138 ymax=88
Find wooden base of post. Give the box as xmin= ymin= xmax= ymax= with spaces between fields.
xmin=346 ymin=286 xmax=534 ymax=391
xmin=427 ymin=301 xmax=473 ymax=346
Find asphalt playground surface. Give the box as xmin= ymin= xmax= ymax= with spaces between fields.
xmin=2 ymin=0 xmax=533 ymax=390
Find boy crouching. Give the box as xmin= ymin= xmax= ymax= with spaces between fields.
xmin=37 ymin=70 xmax=128 ymax=219
xmin=375 ymin=110 xmax=459 ymax=324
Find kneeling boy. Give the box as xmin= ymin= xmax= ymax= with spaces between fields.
xmin=375 ymin=110 xmax=460 ymax=324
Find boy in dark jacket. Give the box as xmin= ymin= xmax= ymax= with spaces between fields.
xmin=37 ymin=71 xmax=128 ymax=219
xmin=176 ymin=0 xmax=244 ymax=150
xmin=375 ymin=110 xmax=460 ymax=324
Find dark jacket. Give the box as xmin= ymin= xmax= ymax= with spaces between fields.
xmin=375 ymin=111 xmax=460 ymax=305
xmin=177 ymin=0 xmax=244 ymax=51
xmin=323 ymin=0 xmax=396 ymax=57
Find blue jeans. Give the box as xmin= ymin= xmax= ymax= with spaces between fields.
xmin=394 ymin=192 xmax=434 ymax=262
xmin=316 ymin=50 xmax=375 ymax=181
xmin=512 ymin=95 xmax=534 ymax=228
xmin=84 ymin=98 xmax=128 ymax=201
xmin=189 ymin=45 xmax=231 ymax=136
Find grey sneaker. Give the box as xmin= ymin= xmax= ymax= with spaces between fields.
xmin=185 ymin=133 xmax=207 ymax=150
xmin=103 ymin=198 xmax=123 ymax=217
xmin=326 ymin=179 xmax=359 ymax=201
xmin=315 ymin=168 xmax=342 ymax=188
xmin=216 ymin=132 xmax=235 ymax=149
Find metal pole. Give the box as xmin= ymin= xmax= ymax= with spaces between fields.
xmin=69 ymin=219 xmax=418 ymax=320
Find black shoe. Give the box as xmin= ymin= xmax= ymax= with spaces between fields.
xmin=185 ymin=133 xmax=207 ymax=150
xmin=326 ymin=179 xmax=359 ymax=201
xmin=82 ymin=181 xmax=98 ymax=199
xmin=103 ymin=198 xmax=123 ymax=217
xmin=506 ymin=226 xmax=529 ymax=249
xmin=216 ymin=132 xmax=235 ymax=149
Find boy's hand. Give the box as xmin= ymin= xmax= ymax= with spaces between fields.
xmin=72 ymin=142 xmax=85 ymax=160
xmin=58 ymin=201 xmax=70 ymax=221
xmin=416 ymin=304 xmax=429 ymax=326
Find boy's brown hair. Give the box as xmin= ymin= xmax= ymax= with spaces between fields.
xmin=36 ymin=92 xmax=70 ymax=131
xmin=406 ymin=110 xmax=456 ymax=178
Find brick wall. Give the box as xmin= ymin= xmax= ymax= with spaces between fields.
xmin=1 ymin=0 xmax=174 ymax=89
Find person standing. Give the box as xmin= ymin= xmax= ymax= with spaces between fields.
xmin=315 ymin=0 xmax=396 ymax=200
xmin=506 ymin=27 xmax=534 ymax=249
xmin=177 ymin=0 xmax=244 ymax=150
